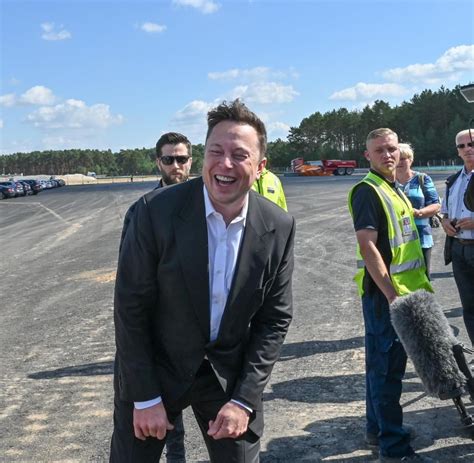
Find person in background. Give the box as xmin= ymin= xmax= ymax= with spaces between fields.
xmin=119 ymin=132 xmax=193 ymax=248
xmin=252 ymin=167 xmax=288 ymax=211
xmin=348 ymin=128 xmax=433 ymax=463
xmin=118 ymin=132 xmax=193 ymax=462
xmin=441 ymin=129 xmax=474 ymax=346
xmin=396 ymin=143 xmax=440 ymax=279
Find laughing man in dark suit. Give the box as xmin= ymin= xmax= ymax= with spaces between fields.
xmin=110 ymin=99 xmax=295 ymax=462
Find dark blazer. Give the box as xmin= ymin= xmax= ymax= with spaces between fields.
xmin=119 ymin=179 xmax=164 ymax=248
xmin=114 ymin=176 xmax=295 ymax=433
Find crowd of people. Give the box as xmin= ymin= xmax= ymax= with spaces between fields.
xmin=110 ymin=98 xmax=473 ymax=463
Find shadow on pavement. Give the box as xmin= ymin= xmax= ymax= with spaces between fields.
xmin=280 ymin=337 xmax=364 ymax=361
xmin=260 ymin=406 xmax=474 ymax=462
xmin=28 ymin=360 xmax=113 ymax=379
xmin=264 ymin=372 xmax=424 ymax=404
xmin=431 ymin=271 xmax=454 ymax=280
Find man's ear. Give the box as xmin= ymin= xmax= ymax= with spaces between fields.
xmin=155 ymin=158 xmax=161 ymax=172
xmin=363 ymin=150 xmax=370 ymax=162
xmin=256 ymin=157 xmax=267 ymax=179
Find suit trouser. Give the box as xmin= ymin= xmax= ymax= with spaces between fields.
xmin=164 ymin=412 xmax=185 ymax=462
xmin=362 ymin=291 xmax=413 ymax=458
xmin=451 ymin=240 xmax=474 ymax=345
xmin=110 ymin=360 xmax=260 ymax=463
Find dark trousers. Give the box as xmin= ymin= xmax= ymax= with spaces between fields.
xmin=452 ymin=240 xmax=474 ymax=345
xmin=165 ymin=412 xmax=185 ymax=462
xmin=421 ymin=246 xmax=432 ymax=280
xmin=362 ymin=291 xmax=413 ymax=458
xmin=110 ymin=360 xmax=260 ymax=463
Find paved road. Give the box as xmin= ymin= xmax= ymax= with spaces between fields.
xmin=1 ymin=174 xmax=474 ymax=462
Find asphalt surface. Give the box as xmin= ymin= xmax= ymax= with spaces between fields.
xmin=1 ymin=174 xmax=474 ymax=462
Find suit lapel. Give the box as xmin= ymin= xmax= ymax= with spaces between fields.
xmin=223 ymin=192 xmax=275 ymax=322
xmin=174 ymin=178 xmax=210 ymax=340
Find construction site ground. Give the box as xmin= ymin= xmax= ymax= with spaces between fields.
xmin=1 ymin=173 xmax=473 ymax=462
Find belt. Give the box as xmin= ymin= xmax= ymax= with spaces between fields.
xmin=455 ymin=238 xmax=474 ymax=245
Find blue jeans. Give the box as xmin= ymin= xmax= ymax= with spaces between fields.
xmin=362 ymin=291 xmax=413 ymax=458
xmin=452 ymin=240 xmax=474 ymax=345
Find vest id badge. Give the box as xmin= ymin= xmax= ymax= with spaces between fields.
xmin=401 ymin=215 xmax=412 ymax=236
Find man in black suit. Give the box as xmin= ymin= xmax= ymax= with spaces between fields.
xmin=110 ymin=99 xmax=295 ymax=462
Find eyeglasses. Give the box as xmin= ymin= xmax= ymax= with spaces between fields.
xmin=159 ymin=155 xmax=190 ymax=165
xmin=456 ymin=142 xmax=474 ymax=149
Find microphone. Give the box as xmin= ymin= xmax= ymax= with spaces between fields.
xmin=390 ymin=290 xmax=466 ymax=399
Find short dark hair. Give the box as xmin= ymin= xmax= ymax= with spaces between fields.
xmin=206 ymin=99 xmax=267 ymax=159
xmin=155 ymin=132 xmax=192 ymax=158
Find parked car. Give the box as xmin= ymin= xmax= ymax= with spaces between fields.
xmin=40 ymin=180 xmax=53 ymax=189
xmin=20 ymin=179 xmax=43 ymax=195
xmin=0 ymin=183 xmax=16 ymax=199
xmin=14 ymin=181 xmax=26 ymax=196
xmin=18 ymin=181 xmax=34 ymax=195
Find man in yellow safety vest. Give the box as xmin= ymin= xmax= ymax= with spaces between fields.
xmin=348 ymin=128 xmax=433 ymax=463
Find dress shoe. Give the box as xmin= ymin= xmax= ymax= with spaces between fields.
xmin=366 ymin=424 xmax=416 ymax=447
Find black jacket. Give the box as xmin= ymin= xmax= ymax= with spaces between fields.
xmin=113 ymin=177 xmax=295 ymax=434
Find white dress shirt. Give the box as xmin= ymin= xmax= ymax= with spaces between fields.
xmin=441 ymin=167 xmax=474 ymax=240
xmin=203 ymin=185 xmax=248 ymax=341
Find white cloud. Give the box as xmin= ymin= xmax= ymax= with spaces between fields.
xmin=170 ymin=100 xmax=215 ymax=143
xmin=209 ymin=67 xmax=277 ymax=81
xmin=267 ymin=121 xmax=290 ymax=139
xmin=0 ymin=93 xmax=16 ymax=107
xmin=208 ymin=66 xmax=298 ymax=82
xmin=172 ymin=0 xmax=220 ymax=14
xmin=0 ymin=119 xmax=3 ymax=129
xmin=41 ymin=22 xmax=71 ymax=41
xmin=1 ymin=86 xmax=56 ymax=107
xmin=26 ymin=99 xmax=124 ymax=129
xmin=19 ymin=86 xmax=56 ymax=105
xmin=382 ymin=45 xmax=474 ymax=83
xmin=230 ymin=82 xmax=299 ymax=104
xmin=141 ymin=22 xmax=167 ymax=33
xmin=330 ymin=82 xmax=408 ymax=101
xmin=41 ymin=135 xmax=78 ymax=149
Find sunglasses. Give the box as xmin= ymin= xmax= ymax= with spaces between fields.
xmin=456 ymin=142 xmax=474 ymax=149
xmin=159 ymin=155 xmax=190 ymax=165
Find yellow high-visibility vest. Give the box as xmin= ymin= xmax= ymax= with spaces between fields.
xmin=348 ymin=171 xmax=433 ymax=297
xmin=252 ymin=168 xmax=287 ymax=211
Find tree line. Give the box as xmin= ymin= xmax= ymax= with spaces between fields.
xmin=1 ymin=85 xmax=471 ymax=176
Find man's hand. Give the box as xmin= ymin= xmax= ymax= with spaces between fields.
xmin=442 ymin=217 xmax=459 ymax=236
xmin=207 ymin=401 xmax=250 ymax=440
xmin=133 ymin=402 xmax=174 ymax=441
xmin=456 ymin=217 xmax=474 ymax=231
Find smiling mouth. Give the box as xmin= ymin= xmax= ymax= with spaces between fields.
xmin=215 ymin=174 xmax=236 ymax=185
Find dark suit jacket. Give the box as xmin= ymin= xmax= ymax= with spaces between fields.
xmin=119 ymin=179 xmax=164 ymax=248
xmin=114 ymin=177 xmax=295 ymax=433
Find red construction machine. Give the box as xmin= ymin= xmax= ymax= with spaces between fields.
xmin=290 ymin=158 xmax=357 ymax=176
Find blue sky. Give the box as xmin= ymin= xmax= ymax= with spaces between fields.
xmin=1 ymin=0 xmax=473 ymax=154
